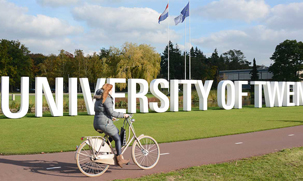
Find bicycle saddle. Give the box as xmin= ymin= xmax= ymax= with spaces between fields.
xmin=96 ymin=129 xmax=104 ymax=134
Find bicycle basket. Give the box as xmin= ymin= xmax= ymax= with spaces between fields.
xmin=120 ymin=127 xmax=126 ymax=146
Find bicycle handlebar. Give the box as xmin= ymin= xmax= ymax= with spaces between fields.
xmin=124 ymin=114 xmax=134 ymax=124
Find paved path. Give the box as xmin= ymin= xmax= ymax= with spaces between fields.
xmin=1 ymin=125 xmax=303 ymax=181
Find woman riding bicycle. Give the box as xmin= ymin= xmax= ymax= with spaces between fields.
xmin=93 ymin=83 xmax=130 ymax=168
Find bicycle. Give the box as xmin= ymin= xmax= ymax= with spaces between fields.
xmin=75 ymin=115 xmax=160 ymax=177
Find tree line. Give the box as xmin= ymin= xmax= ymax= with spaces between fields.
xmin=159 ymin=40 xmax=303 ymax=83
xmin=0 ymin=40 xmax=160 ymax=91
xmin=158 ymin=41 xmax=251 ymax=88
xmin=0 ymin=38 xmax=302 ymax=92
xmin=269 ymin=40 xmax=303 ymax=81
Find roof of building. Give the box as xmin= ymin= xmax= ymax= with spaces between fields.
xmin=219 ymin=67 xmax=269 ymax=74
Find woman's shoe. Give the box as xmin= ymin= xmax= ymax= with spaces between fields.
xmin=116 ymin=155 xmax=130 ymax=168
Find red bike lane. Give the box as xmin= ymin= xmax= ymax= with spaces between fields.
xmin=1 ymin=125 xmax=303 ymax=181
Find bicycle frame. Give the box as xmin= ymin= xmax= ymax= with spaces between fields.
xmin=76 ymin=115 xmax=160 ymax=177
xmin=121 ymin=117 xmax=144 ymax=155
xmin=78 ymin=116 xmax=145 ymax=165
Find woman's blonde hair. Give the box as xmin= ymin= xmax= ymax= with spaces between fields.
xmin=102 ymin=83 xmax=113 ymax=103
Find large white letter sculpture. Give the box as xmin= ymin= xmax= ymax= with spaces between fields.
xmin=69 ymin=78 xmax=78 ymax=116
xmin=170 ymin=80 xmax=179 ymax=112
xmin=79 ymin=78 xmax=94 ymax=115
xmin=128 ymin=79 xmax=149 ymax=113
xmin=35 ymin=77 xmax=63 ymax=117
xmin=263 ymin=82 xmax=285 ymax=107
xmin=251 ymin=81 xmax=266 ymax=108
xmin=283 ymin=82 xmax=295 ymax=107
xmin=107 ymin=78 xmax=126 ymax=113
xmin=179 ymin=80 xmax=197 ymax=111
xmin=217 ymin=80 xmax=235 ymax=110
xmin=4 ymin=76 xmax=303 ymax=119
xmin=234 ymin=81 xmax=248 ymax=109
xmin=294 ymin=82 xmax=303 ymax=106
xmin=79 ymin=78 xmax=106 ymax=115
xmin=195 ymin=80 xmax=213 ymax=111
xmin=149 ymin=79 xmax=169 ymax=113
xmin=1 ymin=76 xmax=29 ymax=119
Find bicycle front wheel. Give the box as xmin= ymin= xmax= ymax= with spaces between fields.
xmin=131 ymin=135 xmax=160 ymax=169
xmin=76 ymin=141 xmax=109 ymax=177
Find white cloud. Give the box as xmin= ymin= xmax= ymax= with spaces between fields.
xmin=3 ymin=0 xmax=302 ymax=66
xmin=72 ymin=5 xmax=159 ymax=31
xmin=36 ymin=0 xmax=80 ymax=7
xmin=191 ymin=1 xmax=303 ymax=66
xmin=265 ymin=2 xmax=303 ymax=30
xmin=178 ymin=43 xmax=194 ymax=52
xmin=0 ymin=0 xmax=83 ymax=54
xmin=193 ymin=26 xmax=303 ymax=66
xmin=0 ymin=0 xmax=82 ymax=39
xmin=21 ymin=38 xmax=79 ymax=55
xmin=72 ymin=4 xmax=180 ymax=50
xmin=195 ymin=0 xmax=270 ymax=22
xmin=194 ymin=30 xmax=248 ymax=49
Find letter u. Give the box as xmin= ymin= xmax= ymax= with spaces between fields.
xmin=1 ymin=76 xmax=29 ymax=119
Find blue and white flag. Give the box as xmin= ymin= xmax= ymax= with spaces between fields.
xmin=181 ymin=2 xmax=189 ymax=23
xmin=175 ymin=2 xmax=189 ymax=25
xmin=158 ymin=4 xmax=169 ymax=24
xmin=174 ymin=14 xmax=183 ymax=25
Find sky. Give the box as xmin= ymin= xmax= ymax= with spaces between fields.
xmin=1 ymin=0 xmax=303 ymax=66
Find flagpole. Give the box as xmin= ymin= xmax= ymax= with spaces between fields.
xmin=184 ymin=15 xmax=186 ymax=80
xmin=168 ymin=0 xmax=170 ymax=82
xmin=189 ymin=0 xmax=191 ymax=80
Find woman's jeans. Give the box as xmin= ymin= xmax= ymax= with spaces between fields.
xmin=109 ymin=128 xmax=121 ymax=155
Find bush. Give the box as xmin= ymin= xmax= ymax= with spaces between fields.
xmin=192 ymin=91 xmax=199 ymax=102
xmin=28 ymin=103 xmax=34 ymax=113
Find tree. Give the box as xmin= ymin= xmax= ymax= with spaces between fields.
xmin=0 ymin=39 xmax=32 ymax=91
xmin=29 ymin=53 xmax=47 ymax=88
xmin=209 ymin=49 xmax=227 ymax=71
xmin=88 ymin=52 xmax=108 ymax=88
xmin=0 ymin=41 xmax=15 ymax=78
xmin=39 ymin=54 xmax=59 ymax=88
xmin=191 ymin=47 xmax=207 ymax=80
xmin=159 ymin=41 xmax=184 ymax=80
xmin=57 ymin=50 xmax=74 ymax=91
xmin=269 ymin=40 xmax=303 ymax=81
xmin=207 ymin=49 xmax=221 ymax=87
xmin=250 ymin=58 xmax=259 ymax=81
xmin=115 ymin=42 xmax=161 ymax=90
xmin=38 ymin=50 xmax=74 ymax=90
xmin=160 ymin=41 xmax=254 ymax=82
xmin=159 ymin=41 xmax=171 ymax=79
xmin=222 ymin=49 xmax=251 ymax=70
xmin=74 ymin=49 xmax=88 ymax=78
xmin=250 ymin=58 xmax=259 ymax=96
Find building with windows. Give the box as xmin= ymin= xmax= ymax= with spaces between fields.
xmin=219 ymin=67 xmax=273 ymax=81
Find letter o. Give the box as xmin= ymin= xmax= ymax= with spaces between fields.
xmin=217 ymin=80 xmax=235 ymax=110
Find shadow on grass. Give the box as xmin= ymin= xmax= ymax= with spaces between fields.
xmin=271 ymin=120 xmax=303 ymax=124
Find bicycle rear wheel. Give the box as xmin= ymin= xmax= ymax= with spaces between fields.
xmin=131 ymin=135 xmax=160 ymax=169
xmin=76 ymin=141 xmax=109 ymax=177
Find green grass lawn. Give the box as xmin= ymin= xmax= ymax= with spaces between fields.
xmin=0 ymin=106 xmax=303 ymax=154
xmin=121 ymin=147 xmax=303 ymax=181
